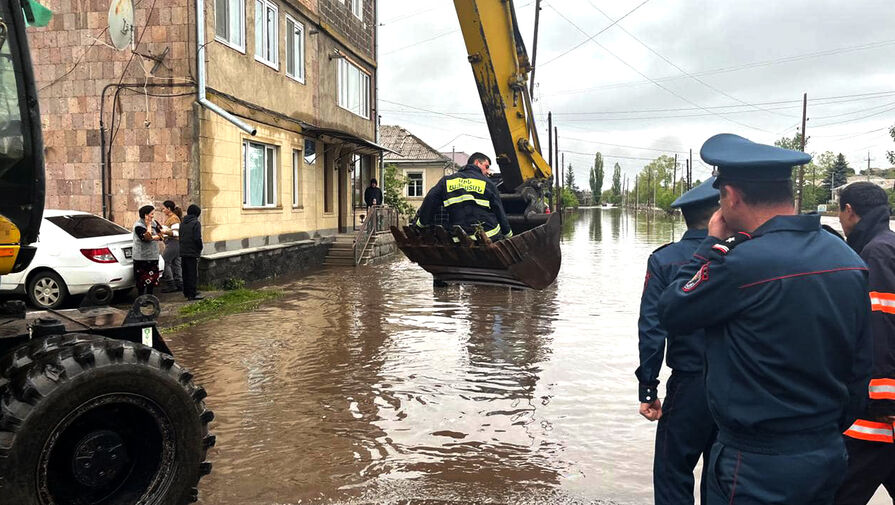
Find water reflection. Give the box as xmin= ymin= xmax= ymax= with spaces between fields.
xmin=166 ymin=208 xmax=695 ymax=505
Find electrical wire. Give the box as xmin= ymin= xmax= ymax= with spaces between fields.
xmin=539 ymin=0 xmax=652 ymax=67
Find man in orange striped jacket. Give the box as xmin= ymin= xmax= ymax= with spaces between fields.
xmin=836 ymin=181 xmax=895 ymax=504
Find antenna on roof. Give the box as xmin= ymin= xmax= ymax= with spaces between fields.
xmin=107 ymin=0 xmax=134 ymax=51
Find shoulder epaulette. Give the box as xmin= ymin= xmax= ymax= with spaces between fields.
xmin=652 ymin=242 xmax=673 ymax=253
xmin=821 ymin=224 xmax=844 ymax=241
xmin=711 ymin=231 xmax=752 ymax=255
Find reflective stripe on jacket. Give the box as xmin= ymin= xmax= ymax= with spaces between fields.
xmin=416 ymin=164 xmax=513 ymax=239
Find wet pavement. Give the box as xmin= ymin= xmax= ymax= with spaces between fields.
xmin=162 ymin=209 xmax=884 ymax=505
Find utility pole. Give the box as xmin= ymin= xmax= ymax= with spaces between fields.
xmin=685 ymin=159 xmax=690 ymax=195
xmin=548 ymin=112 xmax=553 ymax=210
xmin=796 ymin=92 xmax=807 ymax=212
xmin=529 ymin=0 xmax=542 ymax=97
xmin=673 ymin=154 xmax=678 ymax=196
xmin=688 ymin=149 xmax=693 ymax=189
xmin=866 ymin=152 xmax=873 ymax=180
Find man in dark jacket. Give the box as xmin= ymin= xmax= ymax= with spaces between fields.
xmin=179 ymin=204 xmax=204 ymax=301
xmin=637 ymin=178 xmax=719 ymax=505
xmin=364 ymin=178 xmax=383 ymax=209
xmin=659 ymin=134 xmax=872 ymax=504
xmin=415 ymin=152 xmax=513 ymax=240
xmin=835 ymin=182 xmax=895 ymax=504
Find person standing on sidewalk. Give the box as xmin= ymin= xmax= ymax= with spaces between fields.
xmin=179 ymin=204 xmax=204 ymax=301
xmin=835 ymin=182 xmax=895 ymax=504
xmin=160 ymin=200 xmax=183 ymax=293
xmin=637 ymin=178 xmax=720 ymax=505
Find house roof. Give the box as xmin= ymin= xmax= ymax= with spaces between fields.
xmin=380 ymin=125 xmax=451 ymax=163
xmin=440 ymin=151 xmax=471 ymax=168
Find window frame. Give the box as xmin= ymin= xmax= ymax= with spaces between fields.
xmin=351 ymin=0 xmax=362 ymax=20
xmin=285 ymin=14 xmax=305 ymax=84
xmin=254 ymin=0 xmax=279 ymax=70
xmin=292 ymin=149 xmax=303 ymax=209
xmin=405 ymin=171 xmax=424 ymax=198
xmin=337 ymin=58 xmax=371 ymax=119
xmin=243 ymin=140 xmax=279 ymax=209
xmin=214 ymin=0 xmax=246 ymax=53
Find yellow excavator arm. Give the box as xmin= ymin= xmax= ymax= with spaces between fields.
xmin=454 ymin=0 xmax=552 ymax=191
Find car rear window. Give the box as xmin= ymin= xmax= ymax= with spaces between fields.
xmin=46 ymin=215 xmax=129 ymax=239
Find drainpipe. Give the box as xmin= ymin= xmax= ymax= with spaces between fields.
xmin=195 ymin=0 xmax=256 ymax=135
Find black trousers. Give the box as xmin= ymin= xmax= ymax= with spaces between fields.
xmin=181 ymin=256 xmax=198 ymax=298
xmin=834 ymin=437 xmax=895 ymax=505
xmin=654 ymin=371 xmax=717 ymax=505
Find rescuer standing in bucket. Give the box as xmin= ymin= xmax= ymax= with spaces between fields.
xmin=415 ymin=152 xmax=513 ymax=241
xmin=834 ymin=182 xmax=895 ymax=504
xmin=658 ymin=134 xmax=873 ymax=504
xmin=636 ymin=177 xmax=720 ymax=505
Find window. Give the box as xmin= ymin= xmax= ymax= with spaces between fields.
xmin=406 ymin=172 xmax=423 ymax=197
xmin=243 ymin=141 xmax=278 ymax=208
xmin=351 ymin=0 xmax=362 ymax=20
xmin=337 ymin=59 xmax=370 ymax=119
xmin=46 ymin=215 xmax=129 ymax=238
xmin=0 ymin=25 xmax=25 ymax=173
xmin=215 ymin=0 xmax=245 ymax=51
xmin=285 ymin=15 xmax=305 ymax=83
xmin=304 ymin=139 xmax=317 ymax=164
xmin=254 ymin=0 xmax=278 ymax=68
xmin=292 ymin=149 xmax=302 ymax=208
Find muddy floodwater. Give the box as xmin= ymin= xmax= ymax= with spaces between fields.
xmin=164 ymin=209 xmax=884 ymax=505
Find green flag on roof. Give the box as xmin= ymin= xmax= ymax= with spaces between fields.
xmin=24 ymin=0 xmax=53 ymax=27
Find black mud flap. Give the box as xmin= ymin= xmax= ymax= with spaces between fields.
xmin=392 ymin=213 xmax=561 ymax=290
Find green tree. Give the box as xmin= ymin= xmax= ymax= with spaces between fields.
xmin=774 ymin=132 xmax=808 ymax=151
xmin=561 ymin=187 xmax=580 ymax=209
xmin=565 ymin=163 xmax=578 ymax=192
xmin=383 ymin=164 xmax=416 ymax=219
xmin=820 ymin=153 xmax=851 ymax=202
xmin=590 ymin=153 xmax=604 ymax=204
xmin=611 ymin=162 xmax=622 ymax=204
xmin=634 ymin=155 xmax=676 ymax=210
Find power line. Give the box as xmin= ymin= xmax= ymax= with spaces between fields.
xmin=543 ymin=38 xmax=895 ymax=98
xmin=547 ymin=5 xmax=773 ymax=133
xmin=539 ymin=0 xmax=652 ymax=67
xmin=583 ymin=0 xmax=792 ymax=120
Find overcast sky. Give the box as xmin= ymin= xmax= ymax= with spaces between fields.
xmin=377 ymin=0 xmax=895 ymax=186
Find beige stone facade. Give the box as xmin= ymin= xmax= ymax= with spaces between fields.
xmin=28 ymin=0 xmax=381 ymax=275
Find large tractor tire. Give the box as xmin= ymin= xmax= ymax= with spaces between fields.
xmin=0 ymin=334 xmax=215 ymax=504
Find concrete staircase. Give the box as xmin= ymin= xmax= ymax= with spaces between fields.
xmin=323 ymin=234 xmax=357 ymax=266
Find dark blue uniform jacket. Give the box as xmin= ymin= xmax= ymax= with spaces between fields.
xmin=659 ymin=215 xmax=873 ymax=452
xmin=416 ymin=164 xmax=513 ymax=239
xmin=636 ymin=229 xmax=708 ymax=401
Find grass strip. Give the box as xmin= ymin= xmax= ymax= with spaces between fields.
xmin=163 ymin=288 xmax=282 ymax=333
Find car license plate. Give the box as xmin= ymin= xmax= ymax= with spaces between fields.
xmin=123 ymin=247 xmax=132 ymax=258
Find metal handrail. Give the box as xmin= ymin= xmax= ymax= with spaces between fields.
xmin=353 ymin=205 xmax=396 ymax=265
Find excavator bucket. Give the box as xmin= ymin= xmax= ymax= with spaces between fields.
xmin=391 ymin=213 xmax=561 ymax=290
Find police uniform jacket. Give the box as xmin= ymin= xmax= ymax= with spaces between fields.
xmin=658 ymin=214 xmax=873 ymax=453
xmin=843 ymin=205 xmax=895 ymax=443
xmin=416 ymin=164 xmax=513 ymax=239
xmin=636 ymin=228 xmax=709 ymax=402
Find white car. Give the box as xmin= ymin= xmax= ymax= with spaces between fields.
xmin=0 ymin=210 xmax=164 ymax=309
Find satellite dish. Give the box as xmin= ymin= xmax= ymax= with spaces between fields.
xmin=108 ymin=0 xmax=134 ymax=51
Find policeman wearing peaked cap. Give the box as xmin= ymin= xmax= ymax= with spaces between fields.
xmin=658 ymin=134 xmax=873 ymax=504
xmin=637 ymin=177 xmax=719 ymax=505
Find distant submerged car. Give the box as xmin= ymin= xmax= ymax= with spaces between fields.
xmin=0 ymin=210 xmax=163 ymax=308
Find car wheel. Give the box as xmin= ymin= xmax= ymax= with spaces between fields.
xmin=27 ymin=271 xmax=68 ymax=309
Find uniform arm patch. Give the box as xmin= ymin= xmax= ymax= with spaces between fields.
xmin=682 ymin=262 xmax=710 ymax=292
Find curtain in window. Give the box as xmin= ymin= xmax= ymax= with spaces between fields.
xmin=254 ymin=0 xmax=263 ymax=58
xmin=246 ymin=143 xmax=264 ymax=206
xmin=228 ymin=0 xmax=242 ymax=46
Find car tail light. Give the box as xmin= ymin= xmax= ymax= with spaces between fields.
xmin=80 ymin=247 xmax=118 ymax=263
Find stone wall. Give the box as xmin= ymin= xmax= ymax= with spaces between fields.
xmin=318 ymin=0 xmax=375 ymax=60
xmin=199 ymin=238 xmax=332 ymax=286
xmin=28 ymin=0 xmax=196 ymax=225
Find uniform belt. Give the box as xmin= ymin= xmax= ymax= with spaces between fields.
xmin=718 ymin=426 xmax=840 ymax=454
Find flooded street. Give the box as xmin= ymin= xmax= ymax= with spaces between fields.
xmin=163 ymin=209 xmax=878 ymax=505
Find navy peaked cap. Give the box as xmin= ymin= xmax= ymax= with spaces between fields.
xmin=671 ymin=176 xmax=720 ymax=208
xmin=701 ymin=134 xmax=811 ymax=187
